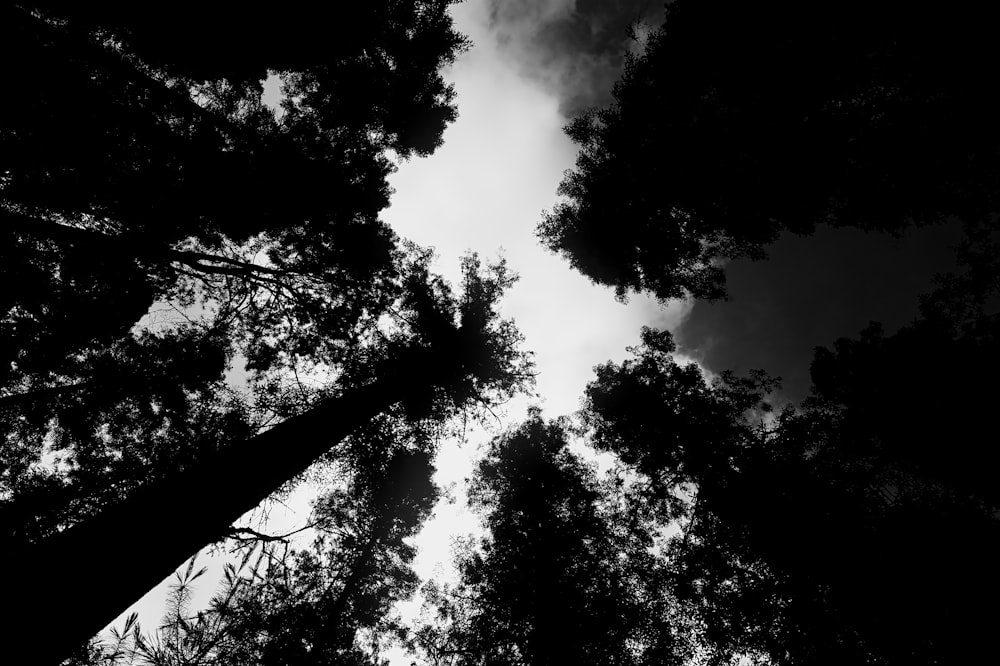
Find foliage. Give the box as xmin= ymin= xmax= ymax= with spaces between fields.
xmin=0 ymin=6 xmax=539 ymax=663
xmin=582 ymin=312 xmax=1000 ymax=664
xmin=538 ymin=0 xmax=1000 ymax=300
xmin=69 ymin=415 xmax=441 ymax=666
xmin=0 ymin=1 xmax=473 ymax=539
xmin=534 ymin=2 xmax=1000 ymax=660
xmin=22 ymin=243 xmax=532 ymax=666
xmin=415 ymin=412 xmax=693 ymax=666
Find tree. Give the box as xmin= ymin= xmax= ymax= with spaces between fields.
xmin=415 ymin=412 xmax=692 ymax=666
xmin=1 ymin=1 xmax=468 ymax=397
xmin=538 ymin=0 xmax=1000 ymax=300
xmin=5 ymin=251 xmax=531 ymax=666
xmin=581 ymin=321 xmax=1000 ymax=665
xmin=0 ymin=5 xmax=534 ymax=663
xmin=532 ymin=0 xmax=1000 ymax=661
xmin=68 ymin=414 xmax=442 ymax=666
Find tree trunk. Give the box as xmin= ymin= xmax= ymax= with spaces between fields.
xmin=2 ymin=347 xmax=452 ymax=665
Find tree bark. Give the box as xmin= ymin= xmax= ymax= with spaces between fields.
xmin=1 ymin=347 xmax=453 ymax=665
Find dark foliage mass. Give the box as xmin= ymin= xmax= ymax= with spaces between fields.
xmin=71 ymin=417 xmax=440 ymax=666
xmin=416 ymin=412 xmax=691 ymax=666
xmin=0 ymin=4 xmax=535 ymax=664
xmin=415 ymin=235 xmax=998 ymax=665
xmin=583 ymin=302 xmax=1000 ymax=664
xmin=524 ymin=0 xmax=1000 ymax=664
xmin=8 ymin=1 xmax=1000 ymax=665
xmin=410 ymin=263 xmax=998 ymax=665
xmin=539 ymin=0 xmax=1000 ymax=300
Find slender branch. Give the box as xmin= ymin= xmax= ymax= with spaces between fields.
xmin=166 ymin=249 xmax=294 ymax=278
xmin=3 ymin=209 xmax=322 ymax=301
xmin=225 ymin=523 xmax=317 ymax=544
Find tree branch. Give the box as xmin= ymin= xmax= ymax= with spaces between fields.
xmin=225 ymin=523 xmax=316 ymax=545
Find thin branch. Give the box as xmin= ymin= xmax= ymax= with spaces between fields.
xmin=225 ymin=522 xmax=317 ymax=544
xmin=168 ymin=249 xmax=298 ymax=278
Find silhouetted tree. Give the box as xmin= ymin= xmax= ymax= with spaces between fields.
xmin=8 ymin=251 xmax=530 ymax=666
xmin=68 ymin=415 xmax=441 ymax=666
xmin=415 ymin=413 xmax=692 ymax=666
xmin=533 ymin=0 xmax=1000 ymax=661
xmin=1 ymin=0 xmax=468 ymax=532
xmin=0 ymin=5 xmax=536 ymax=663
xmin=582 ymin=319 xmax=1000 ymax=665
xmin=2 ymin=1 xmax=466 ymax=369
xmin=539 ymin=0 xmax=1000 ymax=300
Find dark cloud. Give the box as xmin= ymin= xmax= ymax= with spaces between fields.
xmin=487 ymin=0 xmax=665 ymax=117
xmin=673 ymin=222 xmax=964 ymax=404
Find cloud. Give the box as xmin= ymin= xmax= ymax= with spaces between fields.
xmin=486 ymin=0 xmax=666 ymax=118
xmin=673 ymin=222 xmax=964 ymax=404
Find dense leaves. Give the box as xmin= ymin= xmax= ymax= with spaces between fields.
xmin=1 ymin=0 xmax=467 ymax=387
xmin=539 ymin=0 xmax=1000 ymax=300
xmin=0 ymin=327 xmax=247 ymax=543
xmin=0 ymin=6 xmax=542 ymax=664
xmin=71 ymin=416 xmax=440 ymax=666
xmin=0 ymin=0 xmax=471 ymax=541
xmin=12 ymin=246 xmax=532 ymax=666
xmin=0 ymin=1 xmax=468 ymax=416
xmin=416 ymin=413 xmax=692 ymax=666
xmin=582 ymin=310 xmax=1000 ymax=664
xmin=533 ymin=2 xmax=1000 ymax=661
xmin=3 ymin=2 xmax=464 ymax=237
xmin=11 ymin=2 xmax=1000 ymax=665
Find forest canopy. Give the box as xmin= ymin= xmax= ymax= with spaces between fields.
xmin=1 ymin=4 xmax=534 ymax=664
xmin=527 ymin=0 xmax=1000 ymax=663
xmin=4 ymin=1 xmax=1000 ymax=666
xmin=538 ymin=0 xmax=1000 ymax=300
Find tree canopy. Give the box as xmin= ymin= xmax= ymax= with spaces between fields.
xmin=532 ymin=1 xmax=1000 ymax=661
xmin=580 ymin=303 xmax=1000 ymax=664
xmin=0 ymin=5 xmax=535 ymax=663
xmin=415 ymin=412 xmax=691 ymax=666
xmin=7 ymin=2 xmax=1000 ymax=665
xmin=69 ymin=415 xmax=442 ymax=666
xmin=538 ymin=0 xmax=1000 ymax=300
xmin=1 ymin=0 xmax=467 ymax=394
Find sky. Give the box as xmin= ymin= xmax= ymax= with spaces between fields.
xmin=676 ymin=222 xmax=962 ymax=404
xmin=109 ymin=0 xmax=963 ymax=660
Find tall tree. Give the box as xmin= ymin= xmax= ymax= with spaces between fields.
xmin=533 ymin=0 xmax=1000 ymax=661
xmin=70 ymin=414 xmax=443 ymax=666
xmin=538 ymin=0 xmax=1000 ymax=300
xmin=415 ymin=413 xmax=691 ymax=666
xmin=0 ymin=5 xmax=534 ymax=663
xmin=1 ymin=1 xmax=467 ymax=396
xmin=582 ymin=319 xmax=1000 ymax=665
xmin=5 ymin=252 xmax=531 ymax=666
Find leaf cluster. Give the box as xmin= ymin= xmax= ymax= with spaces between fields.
xmin=416 ymin=413 xmax=693 ymax=666
xmin=539 ymin=0 xmax=1000 ymax=300
xmin=580 ymin=310 xmax=1000 ymax=664
xmin=74 ymin=414 xmax=442 ymax=666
